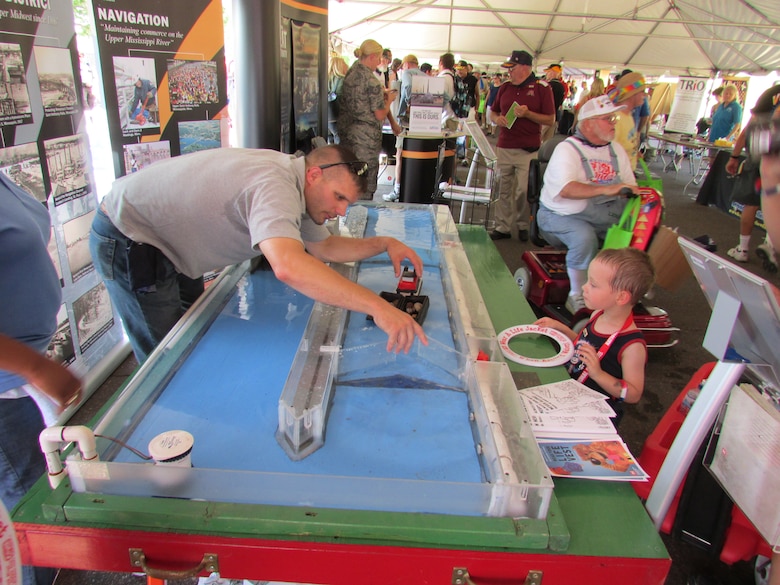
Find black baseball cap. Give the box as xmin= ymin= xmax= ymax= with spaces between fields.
xmin=502 ymin=50 xmax=533 ymax=68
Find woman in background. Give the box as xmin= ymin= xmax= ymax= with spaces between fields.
xmin=327 ymin=54 xmax=349 ymax=144
xmin=709 ymin=84 xmax=742 ymax=143
xmin=338 ymin=39 xmax=401 ymax=199
xmin=572 ymin=76 xmax=606 ymax=127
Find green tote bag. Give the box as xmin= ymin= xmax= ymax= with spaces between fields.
xmin=603 ymin=196 xmax=641 ymax=250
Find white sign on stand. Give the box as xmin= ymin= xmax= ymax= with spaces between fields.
xmin=665 ymin=77 xmax=710 ymax=135
xmin=409 ymin=76 xmax=445 ymax=135
xmin=410 ymin=106 xmax=445 ymax=134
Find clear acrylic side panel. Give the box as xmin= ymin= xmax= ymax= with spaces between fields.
xmin=66 ymin=460 xmax=498 ymax=516
xmin=91 ymin=262 xmax=250 ymax=455
xmin=437 ymin=227 xmax=502 ymax=360
xmin=466 ymin=360 xmax=555 ymax=519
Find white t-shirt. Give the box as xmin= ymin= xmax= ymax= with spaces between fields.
xmin=437 ymin=70 xmax=456 ymax=126
xmin=103 ymin=149 xmax=330 ymax=278
xmin=540 ymin=137 xmax=636 ymax=215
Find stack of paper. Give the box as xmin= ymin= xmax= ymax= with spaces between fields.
xmin=518 ymin=379 xmax=649 ymax=481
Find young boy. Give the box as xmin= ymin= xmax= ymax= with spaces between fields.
xmin=535 ymin=247 xmax=655 ymax=426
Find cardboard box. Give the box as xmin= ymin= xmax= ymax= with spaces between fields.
xmin=648 ymin=226 xmax=692 ymax=290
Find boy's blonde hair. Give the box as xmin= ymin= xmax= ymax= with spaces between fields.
xmin=595 ymin=247 xmax=655 ymax=305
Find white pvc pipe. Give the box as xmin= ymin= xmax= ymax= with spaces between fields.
xmin=39 ymin=426 xmax=99 ymax=489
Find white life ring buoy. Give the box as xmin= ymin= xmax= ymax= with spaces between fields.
xmin=1 ymin=498 xmax=22 ymax=585
xmin=497 ymin=324 xmax=575 ymax=367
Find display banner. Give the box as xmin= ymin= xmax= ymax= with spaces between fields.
xmin=290 ymin=20 xmax=320 ymax=151
xmin=280 ymin=16 xmax=292 ymax=153
xmin=665 ymin=77 xmax=709 ymax=135
xmin=90 ymin=0 xmax=229 ymax=177
xmin=0 ymin=0 xmax=127 ymax=413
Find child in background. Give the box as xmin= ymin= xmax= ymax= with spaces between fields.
xmin=535 ymin=247 xmax=655 ymax=426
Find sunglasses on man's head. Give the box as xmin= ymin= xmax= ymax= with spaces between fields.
xmin=319 ymin=161 xmax=369 ymax=176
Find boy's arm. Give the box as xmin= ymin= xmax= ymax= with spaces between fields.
xmin=534 ymin=317 xmax=577 ymax=341
xmin=579 ymin=341 xmax=646 ymax=403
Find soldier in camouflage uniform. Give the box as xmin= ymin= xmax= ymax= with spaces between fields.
xmin=337 ymin=39 xmax=401 ymax=199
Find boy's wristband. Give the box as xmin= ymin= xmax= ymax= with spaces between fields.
xmin=619 ymin=380 xmax=628 ymax=401
xmin=763 ymin=184 xmax=780 ymax=198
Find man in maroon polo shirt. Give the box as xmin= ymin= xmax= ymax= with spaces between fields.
xmin=489 ymin=50 xmax=556 ymax=241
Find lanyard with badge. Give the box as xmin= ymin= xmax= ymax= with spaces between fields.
xmin=575 ymin=311 xmax=634 ymax=386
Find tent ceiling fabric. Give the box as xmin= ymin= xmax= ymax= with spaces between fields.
xmin=328 ymin=0 xmax=780 ymax=76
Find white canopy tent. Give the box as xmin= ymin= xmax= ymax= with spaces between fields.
xmin=328 ymin=0 xmax=780 ymax=77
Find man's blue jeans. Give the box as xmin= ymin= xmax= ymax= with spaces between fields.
xmin=89 ymin=207 xmax=203 ymax=362
xmin=537 ymin=198 xmax=626 ymax=270
xmin=0 ymin=395 xmax=56 ymax=585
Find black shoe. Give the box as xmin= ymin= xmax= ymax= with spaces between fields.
xmin=518 ymin=229 xmax=529 ymax=242
xmin=489 ymin=230 xmax=511 ymax=240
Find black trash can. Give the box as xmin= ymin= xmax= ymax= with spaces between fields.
xmin=399 ymin=135 xmax=456 ymax=204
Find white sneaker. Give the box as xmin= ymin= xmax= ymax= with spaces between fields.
xmin=727 ymin=246 xmax=749 ymax=262
xmin=382 ymin=185 xmax=400 ymax=202
xmin=565 ymin=293 xmax=586 ymax=314
xmin=756 ymin=241 xmax=778 ymax=272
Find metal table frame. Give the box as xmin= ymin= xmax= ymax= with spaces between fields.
xmin=647 ymin=131 xmax=732 ymax=198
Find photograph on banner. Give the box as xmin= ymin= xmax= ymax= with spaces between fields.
xmin=0 ymin=142 xmax=46 ymax=203
xmin=43 ymin=134 xmax=91 ymax=206
xmin=47 ymin=304 xmax=76 ymax=367
xmin=291 ymin=20 xmax=320 ymax=151
xmin=62 ymin=209 xmax=96 ymax=284
xmin=73 ymin=281 xmax=115 ymax=355
xmin=33 ymin=45 xmax=79 ymax=118
xmin=0 ymin=41 xmax=33 ymax=127
xmin=123 ymin=141 xmax=171 ymax=173
xmin=664 ymin=77 xmax=710 ymax=135
xmin=178 ymin=119 xmax=221 ymax=154
xmin=114 ymin=56 xmax=160 ymax=135
xmin=168 ymin=59 xmax=220 ymax=111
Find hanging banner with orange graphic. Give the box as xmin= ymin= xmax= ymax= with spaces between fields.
xmin=91 ymin=0 xmax=228 ymax=176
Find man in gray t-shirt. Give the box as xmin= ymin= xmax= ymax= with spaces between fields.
xmin=90 ymin=145 xmax=427 ymax=362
